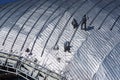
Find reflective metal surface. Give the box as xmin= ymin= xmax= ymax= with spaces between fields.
xmin=0 ymin=0 xmax=120 ymax=80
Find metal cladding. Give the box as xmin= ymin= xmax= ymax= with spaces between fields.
xmin=0 ymin=0 xmax=17 ymax=4
xmin=0 ymin=0 xmax=120 ymax=80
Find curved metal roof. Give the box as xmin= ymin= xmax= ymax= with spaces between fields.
xmin=0 ymin=0 xmax=17 ymax=4
xmin=0 ymin=0 xmax=120 ymax=80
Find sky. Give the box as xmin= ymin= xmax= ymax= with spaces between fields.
xmin=0 ymin=0 xmax=17 ymax=4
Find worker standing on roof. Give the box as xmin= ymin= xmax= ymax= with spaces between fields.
xmin=81 ymin=15 xmax=89 ymax=31
xmin=72 ymin=18 xmax=79 ymax=29
xmin=64 ymin=41 xmax=72 ymax=53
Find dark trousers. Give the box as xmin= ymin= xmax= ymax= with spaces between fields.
xmin=81 ymin=22 xmax=86 ymax=30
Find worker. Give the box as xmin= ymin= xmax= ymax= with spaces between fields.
xmin=72 ymin=18 xmax=79 ymax=29
xmin=81 ymin=15 xmax=89 ymax=31
xmin=25 ymin=48 xmax=30 ymax=52
xmin=64 ymin=41 xmax=71 ymax=53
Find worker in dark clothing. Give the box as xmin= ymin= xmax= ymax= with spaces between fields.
xmin=81 ymin=15 xmax=88 ymax=31
xmin=34 ymin=58 xmax=38 ymax=63
xmin=72 ymin=18 xmax=79 ymax=29
xmin=25 ymin=48 xmax=33 ymax=55
xmin=64 ymin=41 xmax=72 ymax=53
xmin=25 ymin=48 xmax=30 ymax=52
